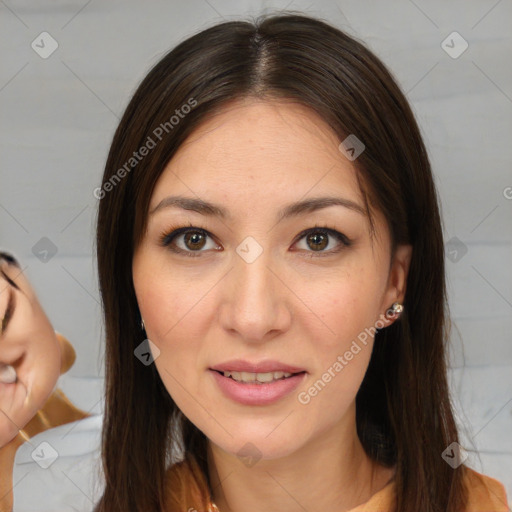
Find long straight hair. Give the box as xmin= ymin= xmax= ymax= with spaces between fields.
xmin=95 ymin=12 xmax=467 ymax=511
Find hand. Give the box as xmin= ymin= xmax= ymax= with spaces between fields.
xmin=0 ymin=252 xmax=62 ymax=447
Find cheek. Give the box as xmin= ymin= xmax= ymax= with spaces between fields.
xmin=139 ymin=277 xmax=214 ymax=346
xmin=136 ymin=253 xmax=221 ymax=335
xmin=297 ymin=264 xmax=383 ymax=351
xmin=293 ymin=266 xmax=382 ymax=410
xmin=138 ymin=280 xmax=213 ymax=404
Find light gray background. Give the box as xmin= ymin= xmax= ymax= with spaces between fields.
xmin=1 ymin=0 xmax=511 ymax=505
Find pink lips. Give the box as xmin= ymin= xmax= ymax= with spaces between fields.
xmin=210 ymin=359 xmax=306 ymax=374
xmin=209 ymin=359 xmax=307 ymax=406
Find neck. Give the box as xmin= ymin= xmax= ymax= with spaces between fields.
xmin=206 ymin=409 xmax=394 ymax=512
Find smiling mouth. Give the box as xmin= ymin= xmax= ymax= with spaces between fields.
xmin=212 ymin=369 xmax=306 ymax=384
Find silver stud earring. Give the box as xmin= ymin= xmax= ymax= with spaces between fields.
xmin=141 ymin=318 xmax=145 ymax=331
xmin=389 ymin=302 xmax=404 ymax=316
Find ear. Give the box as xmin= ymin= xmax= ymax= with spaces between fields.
xmin=55 ymin=332 xmax=76 ymax=375
xmin=379 ymin=244 xmax=413 ymax=328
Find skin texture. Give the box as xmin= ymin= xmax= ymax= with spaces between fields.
xmin=132 ymin=98 xmax=412 ymax=512
xmin=0 ymin=259 xmax=61 ymax=446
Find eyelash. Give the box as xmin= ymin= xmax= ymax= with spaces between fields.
xmin=158 ymin=223 xmax=352 ymax=258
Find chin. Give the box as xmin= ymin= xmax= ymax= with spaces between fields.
xmin=209 ymin=428 xmax=302 ymax=462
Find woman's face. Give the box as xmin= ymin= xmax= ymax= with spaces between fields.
xmin=0 ymin=255 xmax=61 ymax=446
xmin=132 ymin=98 xmax=412 ymax=460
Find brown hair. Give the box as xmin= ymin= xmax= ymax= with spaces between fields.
xmin=94 ymin=11 xmax=468 ymax=511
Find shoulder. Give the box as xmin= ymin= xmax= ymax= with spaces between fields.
xmin=463 ymin=466 xmax=509 ymax=511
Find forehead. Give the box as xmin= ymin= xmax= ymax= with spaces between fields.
xmin=150 ymin=98 xmax=364 ymax=213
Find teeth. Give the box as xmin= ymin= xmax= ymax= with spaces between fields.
xmin=222 ymin=370 xmax=293 ymax=383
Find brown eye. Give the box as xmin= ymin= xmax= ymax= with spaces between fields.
xmin=293 ymin=227 xmax=351 ymax=256
xmin=306 ymin=232 xmax=329 ymax=251
xmin=183 ymin=231 xmax=207 ymax=250
xmin=160 ymin=226 xmax=220 ymax=257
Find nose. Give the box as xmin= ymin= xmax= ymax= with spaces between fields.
xmin=219 ymin=248 xmax=292 ymax=343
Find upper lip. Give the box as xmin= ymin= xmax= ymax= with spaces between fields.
xmin=210 ymin=359 xmax=306 ymax=374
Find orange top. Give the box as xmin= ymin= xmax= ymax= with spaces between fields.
xmin=164 ymin=455 xmax=509 ymax=511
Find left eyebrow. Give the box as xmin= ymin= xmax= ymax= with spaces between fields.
xmin=277 ymin=196 xmax=367 ymax=221
xmin=149 ymin=195 xmax=367 ymax=221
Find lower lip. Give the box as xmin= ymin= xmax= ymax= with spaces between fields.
xmin=209 ymin=370 xmax=306 ymax=405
